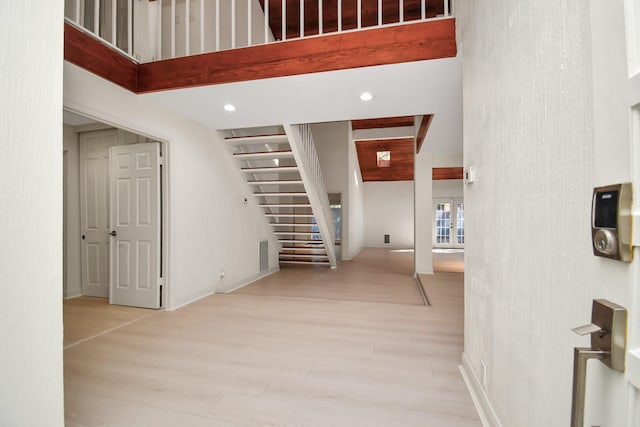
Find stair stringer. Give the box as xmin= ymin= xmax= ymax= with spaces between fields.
xmin=283 ymin=124 xmax=337 ymax=268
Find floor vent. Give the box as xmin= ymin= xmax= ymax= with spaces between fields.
xmin=260 ymin=240 xmax=269 ymax=272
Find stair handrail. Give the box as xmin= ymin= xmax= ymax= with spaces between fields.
xmin=284 ymin=123 xmax=337 ymax=268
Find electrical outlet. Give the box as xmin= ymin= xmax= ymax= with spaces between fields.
xmin=480 ymin=361 xmax=487 ymax=388
xmin=219 ymin=270 xmax=225 ymax=280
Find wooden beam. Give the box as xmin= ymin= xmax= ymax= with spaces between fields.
xmin=416 ymin=114 xmax=433 ymax=153
xmin=432 ymin=167 xmax=463 ymax=180
xmin=63 ymin=23 xmax=137 ymax=92
xmin=137 ymin=19 xmax=456 ymax=92
xmin=352 ymin=116 xmax=414 ymax=130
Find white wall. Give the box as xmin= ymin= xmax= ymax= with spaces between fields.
xmin=433 ymin=179 xmax=463 ymax=199
xmin=64 ymin=62 xmax=279 ymax=308
xmin=312 ymin=121 xmax=365 ymax=260
xmin=344 ymin=125 xmax=364 ymax=259
xmin=458 ymin=1 xmax=633 ymax=426
xmin=312 ymin=122 xmax=348 ymax=195
xmin=363 ymin=181 xmax=414 ymax=248
xmin=414 ymin=151 xmax=433 ymax=274
xmin=0 ymin=1 xmax=64 ymax=425
xmin=63 ymin=125 xmax=82 ymax=298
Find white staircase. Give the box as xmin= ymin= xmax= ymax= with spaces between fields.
xmin=224 ymin=125 xmax=337 ymax=268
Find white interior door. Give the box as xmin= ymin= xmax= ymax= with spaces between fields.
xmin=582 ymin=1 xmax=640 ymax=426
xmin=79 ymin=130 xmax=118 ymax=297
xmin=109 ymin=142 xmax=161 ymax=309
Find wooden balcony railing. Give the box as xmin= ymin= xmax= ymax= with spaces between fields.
xmin=65 ymin=0 xmax=453 ymax=63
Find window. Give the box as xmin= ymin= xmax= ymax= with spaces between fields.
xmin=376 ymin=150 xmax=391 ymax=167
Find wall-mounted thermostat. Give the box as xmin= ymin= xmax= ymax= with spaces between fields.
xmin=591 ymin=183 xmax=633 ymax=262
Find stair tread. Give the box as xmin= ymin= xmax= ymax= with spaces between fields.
xmin=270 ymin=222 xmax=317 ymax=226
xmin=275 ymin=232 xmax=319 ymax=235
xmin=280 ymin=254 xmax=329 ymax=259
xmin=241 ymin=166 xmax=299 ymax=172
xmin=233 ymin=150 xmax=293 ymax=156
xmin=225 ymin=134 xmax=289 ymax=145
xmin=247 ymin=180 xmax=303 ymax=184
xmin=265 ymin=214 xmax=314 ymax=217
xmin=279 ymin=260 xmax=331 ymax=265
xmin=260 ymin=203 xmax=311 ymax=208
xmin=278 ymin=239 xmax=324 ymax=243
xmin=255 ymin=192 xmax=308 ymax=196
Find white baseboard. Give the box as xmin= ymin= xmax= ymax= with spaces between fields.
xmin=64 ymin=293 xmax=83 ymax=300
xmin=220 ymin=268 xmax=279 ymax=294
xmin=460 ymin=353 xmax=502 ymax=427
xmin=168 ymin=269 xmax=279 ymax=311
xmin=341 ymin=246 xmax=363 ymax=261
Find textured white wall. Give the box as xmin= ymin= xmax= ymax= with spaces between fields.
xmin=458 ymin=1 xmax=633 ymax=426
xmin=311 ymin=121 xmax=350 ymax=255
xmin=414 ymin=151 xmax=433 ymax=274
xmin=0 ymin=1 xmax=64 ymax=425
xmin=433 ymin=179 xmax=463 ymax=199
xmin=363 ymin=181 xmax=414 ymax=248
xmin=64 ymin=62 xmax=279 ymax=308
xmin=344 ymin=125 xmax=364 ymax=260
xmin=63 ymin=125 xmax=83 ymax=298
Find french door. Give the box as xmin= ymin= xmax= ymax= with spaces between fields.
xmin=433 ymin=198 xmax=464 ymax=248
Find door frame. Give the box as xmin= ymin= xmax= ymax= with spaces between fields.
xmin=64 ymin=107 xmax=170 ymax=309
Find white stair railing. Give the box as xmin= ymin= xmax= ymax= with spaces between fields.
xmin=284 ymin=124 xmax=337 ymax=268
xmin=65 ymin=0 xmax=454 ymax=63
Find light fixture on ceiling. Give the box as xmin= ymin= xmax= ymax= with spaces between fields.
xmin=360 ymin=92 xmax=373 ymax=102
xmin=224 ymin=104 xmax=236 ymax=112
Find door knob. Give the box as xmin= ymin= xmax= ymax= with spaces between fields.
xmin=109 ymin=230 xmax=117 ymax=237
xmin=570 ymin=299 xmax=627 ymax=427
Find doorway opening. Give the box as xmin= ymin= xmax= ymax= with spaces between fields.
xmin=63 ymin=110 xmax=169 ymax=311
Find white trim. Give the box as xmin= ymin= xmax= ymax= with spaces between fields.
xmin=64 ymin=293 xmax=84 ymax=300
xmin=460 ymin=353 xmax=503 ymax=427
xmin=62 ymin=103 xmax=171 ymax=311
xmin=167 ymin=268 xmax=279 ymax=311
xmin=341 ymin=245 xmax=363 ymax=261
xmin=221 ymin=268 xmax=280 ymax=294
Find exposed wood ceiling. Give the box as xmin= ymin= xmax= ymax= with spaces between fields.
xmin=433 ymin=167 xmax=463 ymax=180
xmin=259 ymin=0 xmax=447 ymax=40
xmin=355 ymin=138 xmax=414 ymax=181
xmin=352 ymin=116 xmax=414 ymax=130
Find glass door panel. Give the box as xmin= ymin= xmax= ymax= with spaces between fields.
xmin=454 ymin=202 xmax=464 ymax=248
xmin=434 ymin=202 xmax=451 ymax=246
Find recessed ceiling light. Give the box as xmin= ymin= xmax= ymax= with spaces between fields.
xmin=360 ymin=92 xmax=373 ymax=101
xmin=224 ymin=104 xmax=236 ymax=112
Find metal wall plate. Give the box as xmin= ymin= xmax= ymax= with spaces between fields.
xmin=590 ymin=299 xmax=627 ymax=372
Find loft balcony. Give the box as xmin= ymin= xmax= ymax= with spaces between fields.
xmin=64 ymin=0 xmax=456 ymax=93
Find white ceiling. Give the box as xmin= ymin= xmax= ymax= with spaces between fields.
xmin=63 ymin=110 xmax=97 ymax=126
xmin=141 ymin=56 xmax=462 ymax=153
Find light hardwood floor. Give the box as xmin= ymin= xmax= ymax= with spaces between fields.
xmin=235 ymin=248 xmax=423 ymax=305
xmin=64 ymin=249 xmax=480 ymax=426
xmin=63 ymin=296 xmax=155 ymax=347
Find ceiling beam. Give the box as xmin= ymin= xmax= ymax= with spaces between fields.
xmin=433 ymin=167 xmax=463 ymax=180
xmin=352 ymin=116 xmax=415 ymax=130
xmin=416 ymin=114 xmax=434 ymax=154
xmin=137 ymin=19 xmax=456 ymax=92
xmin=64 ymin=23 xmax=137 ymax=92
